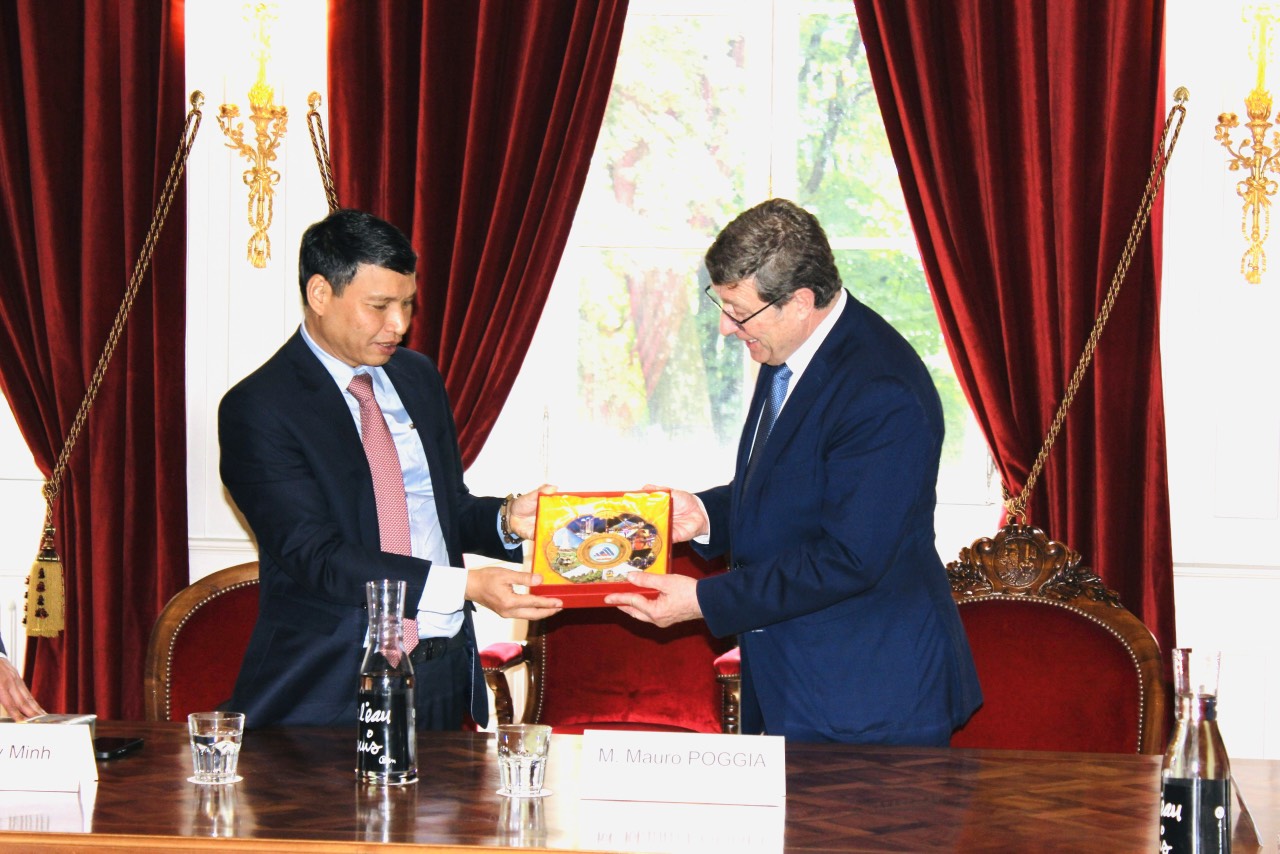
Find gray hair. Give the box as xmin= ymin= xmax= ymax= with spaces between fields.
xmin=704 ymin=198 xmax=841 ymax=308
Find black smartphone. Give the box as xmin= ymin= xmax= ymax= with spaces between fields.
xmin=93 ymin=736 xmax=144 ymax=760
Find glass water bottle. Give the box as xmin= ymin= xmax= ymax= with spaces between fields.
xmin=356 ymin=579 xmax=417 ymax=785
xmin=1160 ymin=647 xmax=1230 ymax=853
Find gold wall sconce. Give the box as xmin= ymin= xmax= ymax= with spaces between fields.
xmin=217 ymin=2 xmax=287 ymax=268
xmin=1215 ymin=5 xmax=1280 ymax=284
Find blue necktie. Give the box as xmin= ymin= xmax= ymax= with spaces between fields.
xmin=744 ymin=363 xmax=791 ymax=486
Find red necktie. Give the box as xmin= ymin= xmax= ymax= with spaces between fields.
xmin=348 ymin=373 xmax=418 ymax=654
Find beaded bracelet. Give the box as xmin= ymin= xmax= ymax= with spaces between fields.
xmin=499 ymin=493 xmax=523 ymax=545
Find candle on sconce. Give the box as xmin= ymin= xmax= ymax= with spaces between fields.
xmin=1214 ymin=6 xmax=1280 ymax=283
xmin=217 ymin=1 xmax=288 ymax=269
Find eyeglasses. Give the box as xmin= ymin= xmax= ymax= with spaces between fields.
xmin=703 ymin=285 xmax=783 ymax=331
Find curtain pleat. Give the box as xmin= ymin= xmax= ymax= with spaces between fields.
xmin=327 ymin=0 xmax=629 ymax=465
xmin=0 ymin=0 xmax=189 ymax=718
xmin=854 ymin=0 xmax=1176 ymax=655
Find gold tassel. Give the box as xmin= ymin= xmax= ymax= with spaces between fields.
xmin=25 ymin=524 xmax=65 ymax=637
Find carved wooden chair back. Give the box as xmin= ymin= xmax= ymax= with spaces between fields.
xmin=144 ymin=561 xmax=259 ymax=721
xmin=947 ymin=525 xmax=1167 ymax=754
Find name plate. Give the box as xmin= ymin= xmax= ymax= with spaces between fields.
xmin=0 ymin=723 xmax=97 ymax=792
xmin=580 ymin=730 xmax=785 ymax=806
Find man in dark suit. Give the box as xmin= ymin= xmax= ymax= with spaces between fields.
xmin=609 ymin=199 xmax=981 ymax=745
xmin=0 ymin=632 xmax=43 ymax=719
xmin=219 ymin=210 xmax=561 ymax=729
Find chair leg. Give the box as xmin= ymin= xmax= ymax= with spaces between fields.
xmin=718 ymin=675 xmax=741 ymax=734
xmin=484 ymin=669 xmax=516 ymax=726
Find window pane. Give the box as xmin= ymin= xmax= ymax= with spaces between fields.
xmin=578 ymin=249 xmax=746 ymax=445
xmin=794 ymin=11 xmax=912 ymax=240
xmin=574 ymin=12 xmax=764 ymax=247
xmin=468 ymin=2 xmax=1000 ymax=535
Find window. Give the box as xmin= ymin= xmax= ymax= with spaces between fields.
xmin=467 ymin=0 xmax=1000 ymax=550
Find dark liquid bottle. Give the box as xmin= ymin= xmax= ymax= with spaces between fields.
xmin=1160 ymin=648 xmax=1230 ymax=853
xmin=356 ymin=580 xmax=417 ymax=785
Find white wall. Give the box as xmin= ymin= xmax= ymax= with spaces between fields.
xmin=0 ymin=2 xmax=1277 ymax=753
xmin=183 ymin=0 xmax=326 ymax=577
xmin=0 ymin=414 xmax=42 ymax=669
xmin=1163 ymin=0 xmax=1280 ymax=759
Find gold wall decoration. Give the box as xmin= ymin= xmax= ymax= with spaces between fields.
xmin=217 ymin=2 xmax=287 ymax=268
xmin=1215 ymin=5 xmax=1280 ymax=283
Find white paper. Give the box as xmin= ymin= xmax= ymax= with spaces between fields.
xmin=0 ymin=722 xmax=97 ymax=792
xmin=580 ymin=729 xmax=785 ymax=807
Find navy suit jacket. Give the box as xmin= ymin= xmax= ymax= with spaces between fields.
xmin=694 ymin=291 xmax=981 ymax=744
xmin=218 ymin=331 xmax=518 ymax=728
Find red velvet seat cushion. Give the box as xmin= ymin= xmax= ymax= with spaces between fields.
xmin=949 ymin=599 xmax=1142 ymax=753
xmin=532 ymin=547 xmax=734 ymax=734
xmin=480 ymin=641 xmax=525 ymax=669
xmin=536 ymin=607 xmax=734 ymax=733
xmin=166 ymin=584 xmax=258 ymax=721
xmin=713 ymin=646 xmax=740 ymax=677
xmin=536 ymin=721 xmax=702 ymax=735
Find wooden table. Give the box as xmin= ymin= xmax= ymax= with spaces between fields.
xmin=2 ymin=720 xmax=1277 ymax=852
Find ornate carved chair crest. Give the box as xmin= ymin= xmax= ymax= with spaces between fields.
xmin=949 ymin=523 xmax=1122 ymax=606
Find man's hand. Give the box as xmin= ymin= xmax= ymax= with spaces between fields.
xmin=0 ymin=656 xmax=43 ymax=720
xmin=508 ymin=485 xmax=557 ymax=541
xmin=466 ymin=566 xmax=563 ymax=620
xmin=642 ymin=484 xmax=708 ymax=542
xmin=604 ymin=571 xmax=702 ymax=627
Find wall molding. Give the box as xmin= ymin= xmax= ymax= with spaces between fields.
xmin=1172 ymin=563 xmax=1280 ymax=581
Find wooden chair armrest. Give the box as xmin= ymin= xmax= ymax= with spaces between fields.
xmin=480 ymin=641 xmax=528 ymax=726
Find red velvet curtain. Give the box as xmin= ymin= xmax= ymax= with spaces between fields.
xmin=327 ymin=0 xmax=629 ymax=465
xmin=853 ymin=0 xmax=1175 ymax=654
xmin=0 ymin=0 xmax=189 ymax=718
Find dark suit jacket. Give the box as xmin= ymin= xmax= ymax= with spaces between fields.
xmin=218 ymin=331 xmax=518 ymax=728
xmin=694 ymin=291 xmax=982 ymax=744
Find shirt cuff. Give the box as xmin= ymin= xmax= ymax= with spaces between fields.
xmin=693 ymin=494 xmax=711 ymax=544
xmin=414 ymin=564 xmax=467 ymax=637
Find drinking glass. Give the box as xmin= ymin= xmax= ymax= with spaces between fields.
xmin=188 ymin=711 xmax=245 ymax=784
xmin=496 ymin=724 xmax=552 ymax=797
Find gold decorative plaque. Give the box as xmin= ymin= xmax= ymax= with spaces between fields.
xmin=530 ymin=491 xmax=671 ymax=607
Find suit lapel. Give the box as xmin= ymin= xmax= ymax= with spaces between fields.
xmin=282 ymin=332 xmax=381 ymax=545
xmin=737 ymin=294 xmax=862 ymax=502
xmin=734 ymin=365 xmax=773 ymax=506
xmin=283 ymin=332 xmax=362 ymax=454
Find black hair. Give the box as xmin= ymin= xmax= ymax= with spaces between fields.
xmin=297 ymin=209 xmax=416 ymax=298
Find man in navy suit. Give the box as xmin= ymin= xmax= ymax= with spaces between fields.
xmin=219 ymin=210 xmax=561 ymax=729
xmin=609 ymin=199 xmax=981 ymax=744
xmin=0 ymin=633 xmax=42 ymax=719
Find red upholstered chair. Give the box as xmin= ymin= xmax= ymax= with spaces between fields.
xmin=144 ymin=561 xmax=259 ymax=721
xmin=481 ymin=543 xmax=740 ymax=733
xmin=947 ymin=524 xmax=1168 ymax=754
